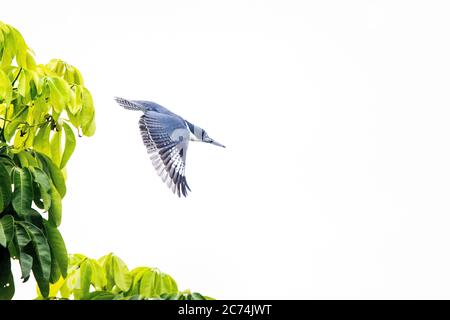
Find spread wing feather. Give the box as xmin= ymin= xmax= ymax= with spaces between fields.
xmin=138 ymin=112 xmax=191 ymax=197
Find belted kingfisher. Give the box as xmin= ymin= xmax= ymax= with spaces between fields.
xmin=115 ymin=97 xmax=225 ymax=197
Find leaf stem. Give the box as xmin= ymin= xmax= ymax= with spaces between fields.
xmin=11 ymin=67 xmax=23 ymax=86
xmin=1 ymin=68 xmax=23 ymax=141
xmin=0 ymin=116 xmax=50 ymax=128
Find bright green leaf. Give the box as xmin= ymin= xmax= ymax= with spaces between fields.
xmin=48 ymin=184 xmax=62 ymax=227
xmin=0 ymin=69 xmax=12 ymax=104
xmin=98 ymin=253 xmax=114 ymax=291
xmin=160 ymin=273 xmax=178 ymax=294
xmin=77 ymin=260 xmax=92 ymax=299
xmin=139 ymin=269 xmax=160 ymax=298
xmin=17 ymin=70 xmax=28 ymax=98
xmin=50 ymin=129 xmax=62 ymax=167
xmin=90 ymin=259 xmax=106 ymax=291
xmin=60 ymin=122 xmax=76 ymax=169
xmin=80 ymin=87 xmax=95 ymax=136
xmin=60 ymin=268 xmax=80 ymax=299
xmin=33 ymin=123 xmax=51 ymax=157
xmin=46 ymin=77 xmax=66 ymax=113
xmin=127 ymin=267 xmax=147 ymax=296
xmin=112 ymin=255 xmax=131 ymax=292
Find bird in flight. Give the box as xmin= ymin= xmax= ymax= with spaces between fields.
xmin=115 ymin=97 xmax=225 ymax=197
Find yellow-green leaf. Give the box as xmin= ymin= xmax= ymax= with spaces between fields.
xmin=48 ymin=183 xmax=62 ymax=227
xmin=50 ymin=129 xmax=62 ymax=167
xmin=0 ymin=69 xmax=12 ymax=103
xmin=17 ymin=70 xmax=29 ymax=98
xmin=34 ymin=123 xmax=51 ymax=157
xmin=60 ymin=122 xmax=76 ymax=169
xmin=112 ymin=255 xmax=131 ymax=292
xmin=80 ymin=87 xmax=95 ymax=136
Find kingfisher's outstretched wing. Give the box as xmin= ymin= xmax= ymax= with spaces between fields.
xmin=114 ymin=96 xmax=146 ymax=111
xmin=138 ymin=111 xmax=191 ymax=197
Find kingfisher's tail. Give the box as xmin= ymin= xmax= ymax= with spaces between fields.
xmin=114 ymin=97 xmax=145 ymax=111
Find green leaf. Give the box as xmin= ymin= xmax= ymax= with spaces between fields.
xmin=48 ymin=183 xmax=62 ymax=227
xmin=0 ymin=155 xmax=15 ymax=174
xmin=29 ymin=167 xmax=51 ymax=211
xmin=34 ymin=123 xmax=51 ymax=157
xmin=77 ymin=260 xmax=92 ymax=299
xmin=160 ymin=273 xmax=178 ymax=294
xmin=4 ymin=105 xmax=28 ymax=142
xmin=18 ymin=221 xmax=51 ymax=297
xmin=139 ymin=269 xmax=160 ymax=297
xmin=14 ymin=223 xmax=33 ymax=281
xmin=35 ymin=153 xmax=66 ymax=198
xmin=46 ymin=77 xmax=69 ymax=113
xmin=49 ymin=250 xmax=61 ymax=284
xmin=44 ymin=222 xmax=67 ymax=278
xmin=0 ymin=163 xmax=12 ymax=212
xmin=0 ymin=215 xmax=14 ymax=248
xmin=112 ymin=255 xmax=131 ymax=292
xmin=87 ymin=291 xmax=116 ymax=300
xmin=0 ymin=246 xmax=15 ymax=300
xmin=90 ymin=259 xmax=106 ymax=291
xmin=12 ymin=167 xmax=33 ymax=216
xmin=83 ymin=117 xmax=96 ymax=137
xmin=17 ymin=70 xmax=29 ymax=98
xmin=60 ymin=122 xmax=76 ymax=169
xmin=98 ymin=253 xmax=114 ymax=291
xmin=46 ymin=276 xmax=65 ymax=298
xmin=16 ymin=150 xmax=37 ymax=167
xmin=159 ymin=292 xmax=181 ymax=300
xmin=50 ymin=129 xmax=62 ymax=167
xmin=13 ymin=123 xmax=31 ymax=150
xmin=80 ymin=87 xmax=95 ymax=136
xmin=66 ymin=108 xmax=80 ymax=129
xmin=191 ymin=292 xmax=206 ymax=300
xmin=0 ymin=69 xmax=12 ymax=104
xmin=71 ymin=66 xmax=84 ymax=86
xmin=60 ymin=268 xmax=79 ymax=299
xmin=127 ymin=267 xmax=148 ymax=296
xmin=69 ymin=84 xmax=83 ymax=114
xmin=138 ymin=269 xmax=178 ymax=298
xmin=4 ymin=119 xmax=21 ymax=142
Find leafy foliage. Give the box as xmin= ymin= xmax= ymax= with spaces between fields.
xmin=0 ymin=20 xmax=95 ymax=299
xmin=37 ymin=253 xmax=213 ymax=300
xmin=0 ymin=20 xmax=210 ymax=301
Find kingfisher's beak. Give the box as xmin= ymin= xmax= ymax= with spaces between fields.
xmin=211 ymin=139 xmax=226 ymax=148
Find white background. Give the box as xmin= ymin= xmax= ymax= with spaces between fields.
xmin=3 ymin=0 xmax=450 ymax=299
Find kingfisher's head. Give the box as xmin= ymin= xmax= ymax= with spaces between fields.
xmin=186 ymin=121 xmax=225 ymax=148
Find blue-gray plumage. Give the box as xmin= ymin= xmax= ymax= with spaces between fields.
xmin=114 ymin=97 xmax=225 ymax=197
